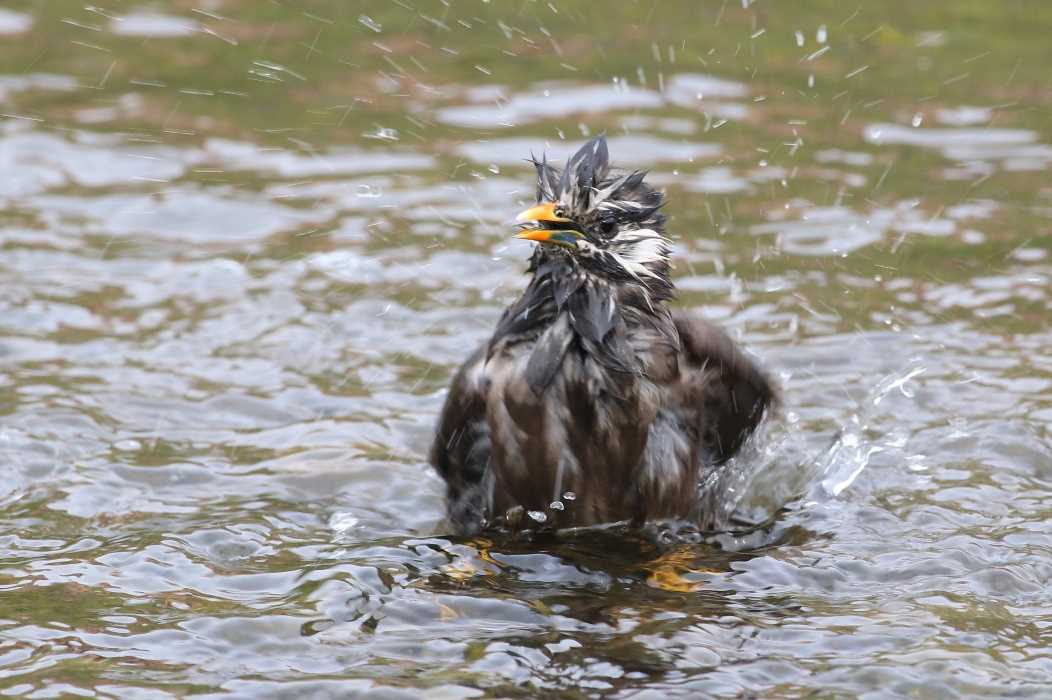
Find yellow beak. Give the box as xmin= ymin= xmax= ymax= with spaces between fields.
xmin=514 ymin=202 xmax=580 ymax=246
xmin=515 ymin=229 xmax=558 ymax=242
xmin=514 ymin=202 xmax=571 ymax=224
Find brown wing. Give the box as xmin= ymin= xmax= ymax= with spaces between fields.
xmin=429 ymin=345 xmax=492 ymax=533
xmin=672 ymin=312 xmax=778 ymax=465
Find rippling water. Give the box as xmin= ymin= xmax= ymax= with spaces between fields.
xmin=2 ymin=2 xmax=1051 ymax=697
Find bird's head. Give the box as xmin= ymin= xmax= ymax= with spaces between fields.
xmin=514 ymin=136 xmax=672 ymax=296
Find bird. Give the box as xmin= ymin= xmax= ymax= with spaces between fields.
xmin=430 ymin=135 xmax=777 ymax=536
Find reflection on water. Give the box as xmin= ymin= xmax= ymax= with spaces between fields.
xmin=1 ymin=1 xmax=1051 ymax=697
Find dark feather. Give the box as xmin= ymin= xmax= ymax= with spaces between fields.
xmin=490 ymin=278 xmax=555 ymax=342
xmin=559 ymin=135 xmax=610 ymax=207
xmin=614 ymin=169 xmax=647 ymax=197
xmin=530 ymin=152 xmax=559 ymax=202
xmin=552 ymin=270 xmax=585 ymax=309
xmin=566 ymin=282 xmax=616 ymax=344
xmin=672 ymin=312 xmax=778 ymax=464
xmin=525 ymin=315 xmax=573 ymax=394
xmin=584 ymin=331 xmax=641 ymax=379
xmin=430 ymin=346 xmax=492 ymax=534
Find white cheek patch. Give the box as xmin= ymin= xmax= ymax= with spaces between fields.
xmin=607 ymin=228 xmax=672 ymax=281
xmin=618 ymin=230 xmax=670 ymax=264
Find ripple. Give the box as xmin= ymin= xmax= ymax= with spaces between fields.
xmin=110 ymin=12 xmax=199 ymax=37
xmin=204 ymin=139 xmax=436 ymax=177
xmin=0 ymin=130 xmax=191 ymax=197
xmin=30 ymin=188 xmax=334 ymax=243
xmin=436 ymin=82 xmax=664 ymax=128
xmin=0 ymin=73 xmax=77 ymax=103
xmin=456 ymin=134 xmax=720 ymax=167
xmin=865 ymin=122 xmax=1052 ymax=170
xmin=0 ymin=9 xmax=32 ymax=35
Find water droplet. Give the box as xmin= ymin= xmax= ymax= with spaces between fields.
xmin=816 ymin=24 xmax=827 ymax=44
xmin=363 ymin=127 xmax=398 ymax=142
xmin=562 ymin=491 xmax=577 ymax=501
xmin=794 ymin=30 xmax=805 ymax=47
xmin=488 ymin=164 xmax=500 ymax=174
xmin=358 ymin=15 xmax=382 ymax=33
xmin=527 ymin=510 xmax=547 ymax=523
xmin=549 ymin=501 xmax=564 ymax=511
xmin=911 ymin=113 xmax=923 ymax=127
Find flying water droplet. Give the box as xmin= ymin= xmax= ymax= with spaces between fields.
xmin=358 ymin=15 xmax=382 ymax=33
xmin=363 ymin=127 xmax=399 ymax=141
xmin=562 ymin=491 xmax=576 ymax=501
xmin=527 ymin=510 xmax=547 ymax=523
xmin=549 ymin=501 xmax=564 ymax=511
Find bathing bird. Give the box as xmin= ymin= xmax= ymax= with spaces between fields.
xmin=431 ymin=136 xmax=776 ymax=535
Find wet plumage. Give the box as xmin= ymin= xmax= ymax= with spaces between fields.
xmin=431 ymin=136 xmax=777 ymax=535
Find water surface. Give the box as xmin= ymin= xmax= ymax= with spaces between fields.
xmin=1 ymin=2 xmax=1051 ymax=698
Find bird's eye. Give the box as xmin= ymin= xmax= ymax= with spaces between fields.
xmin=599 ymin=220 xmax=616 ymax=236
xmin=553 ymin=206 xmax=566 ymax=219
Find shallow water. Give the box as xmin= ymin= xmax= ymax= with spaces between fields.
xmin=2 ymin=2 xmax=1051 ymax=698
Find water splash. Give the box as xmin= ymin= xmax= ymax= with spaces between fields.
xmin=811 ymin=365 xmax=926 ymax=500
xmin=700 ymin=363 xmax=929 ymax=531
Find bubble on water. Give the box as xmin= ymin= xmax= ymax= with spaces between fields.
xmin=527 ymin=510 xmax=547 ymax=523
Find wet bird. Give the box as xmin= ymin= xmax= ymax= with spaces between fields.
xmin=431 ymin=136 xmax=776 ymax=535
